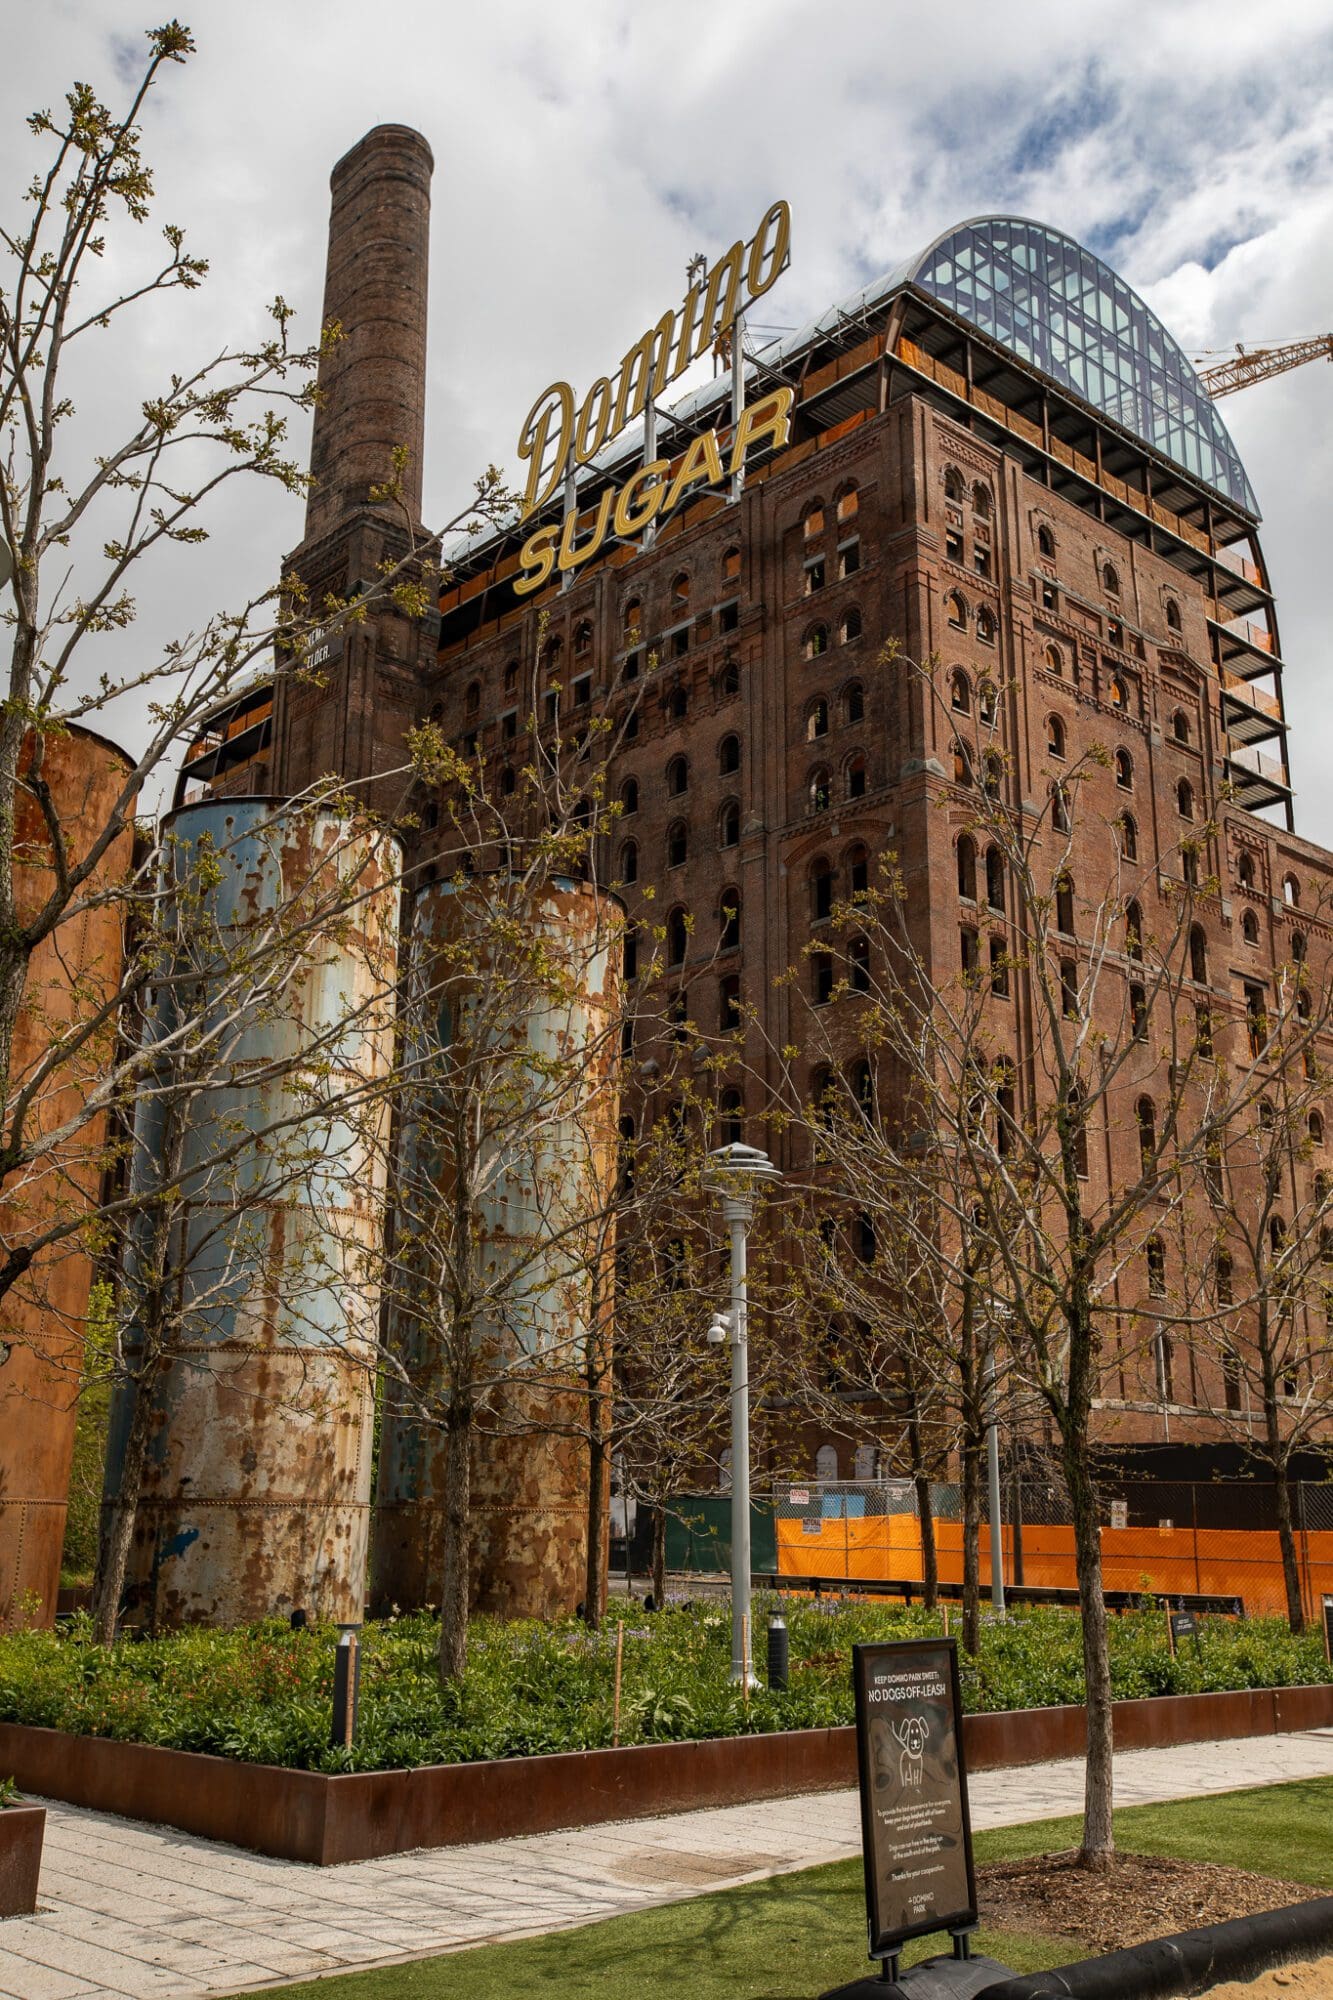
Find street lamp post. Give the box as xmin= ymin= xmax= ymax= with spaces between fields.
xmin=706 ymin=1142 xmax=781 ymax=1684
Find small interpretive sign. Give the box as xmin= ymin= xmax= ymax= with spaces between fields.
xmin=851 ymin=1638 xmax=977 ymax=1957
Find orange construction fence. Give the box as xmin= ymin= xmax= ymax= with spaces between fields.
xmin=776 ymin=1514 xmax=1333 ymax=1621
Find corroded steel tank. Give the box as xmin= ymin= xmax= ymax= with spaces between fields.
xmin=370 ymin=873 xmax=620 ymax=1623
xmin=102 ymin=798 xmax=399 ymax=1628
xmin=0 ymin=726 xmax=135 ymax=1630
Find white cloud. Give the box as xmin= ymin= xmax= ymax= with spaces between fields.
xmin=4 ymin=1 xmax=1333 ymax=831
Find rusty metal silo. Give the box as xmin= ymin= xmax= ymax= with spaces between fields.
xmin=370 ymin=873 xmax=620 ymax=1623
xmin=0 ymin=726 xmax=135 ymax=1631
xmin=101 ymin=798 xmax=399 ymax=1629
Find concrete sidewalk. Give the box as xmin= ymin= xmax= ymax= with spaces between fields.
xmin=2 ymin=1729 xmax=1333 ymax=2000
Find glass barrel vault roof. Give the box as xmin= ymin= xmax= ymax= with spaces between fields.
xmin=905 ymin=217 xmax=1258 ymax=516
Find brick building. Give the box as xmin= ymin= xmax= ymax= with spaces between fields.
xmin=188 ymin=132 xmax=1331 ymax=1485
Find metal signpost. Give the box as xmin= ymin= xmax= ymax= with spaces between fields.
xmin=821 ymin=1638 xmax=1012 ymax=1999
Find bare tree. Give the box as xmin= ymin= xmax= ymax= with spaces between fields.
xmin=771 ymin=643 xmax=1333 ymax=1868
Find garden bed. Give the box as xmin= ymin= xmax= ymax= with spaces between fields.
xmin=3 ymin=1683 xmax=1331 ymax=1866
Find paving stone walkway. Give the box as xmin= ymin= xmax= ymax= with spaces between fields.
xmin=3 ymin=1729 xmax=1333 ymax=2000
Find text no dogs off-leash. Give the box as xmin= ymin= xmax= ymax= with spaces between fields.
xmin=820 ymin=1639 xmax=1013 ymax=2000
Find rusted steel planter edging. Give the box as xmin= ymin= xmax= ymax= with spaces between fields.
xmin=2 ymin=1681 xmax=1330 ymax=1868
xmin=0 ymin=1804 xmax=46 ymax=1918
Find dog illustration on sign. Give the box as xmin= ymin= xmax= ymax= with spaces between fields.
xmin=893 ymin=1713 xmax=929 ymax=1787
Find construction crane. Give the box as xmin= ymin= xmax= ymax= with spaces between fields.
xmin=1194 ymin=334 xmax=1333 ymax=399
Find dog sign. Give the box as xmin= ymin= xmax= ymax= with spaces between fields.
xmin=851 ymin=1637 xmax=978 ymax=1959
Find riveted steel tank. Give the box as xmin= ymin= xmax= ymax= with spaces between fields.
xmin=370 ymin=873 xmax=620 ymax=1623
xmin=101 ymin=798 xmax=399 ymax=1629
xmin=0 ymin=726 xmax=135 ymax=1631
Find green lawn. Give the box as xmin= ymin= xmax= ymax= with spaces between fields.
xmin=234 ymin=1778 xmax=1333 ymax=2000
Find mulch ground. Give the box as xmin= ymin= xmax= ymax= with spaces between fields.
xmin=978 ymin=1850 xmax=1320 ymax=1959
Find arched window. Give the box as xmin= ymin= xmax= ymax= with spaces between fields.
xmin=719 ymin=974 xmax=741 ymax=1031
xmin=804 ymin=624 xmax=829 ymax=660
xmin=1242 ymin=909 xmax=1259 ymax=946
xmin=719 ymin=798 xmax=740 ymax=849
xmin=544 ymin=634 xmax=563 ymax=670
xmin=811 ymin=856 xmax=834 ymax=922
xmin=836 ymin=484 xmax=859 ymax=522
xmin=1284 ymin=873 xmax=1301 ymax=907
xmin=667 ymin=820 xmax=688 ymax=867
xmin=1177 ymin=777 xmax=1194 ymax=820
xmin=500 ymin=763 xmax=516 ymax=796
xmin=978 ymin=677 xmax=997 ymax=725
xmin=623 ymin=598 xmax=642 ymax=640
xmin=720 ymin=1088 xmax=744 ymax=1146
xmin=840 ymin=607 xmax=863 ymax=644
xmin=972 ymin=482 xmax=992 ymax=519
xmin=809 ymin=766 xmax=831 ymax=812
xmin=1115 ymin=748 xmax=1133 ymax=790
xmin=670 ymin=571 xmax=690 ymax=605
xmin=1047 ymin=714 xmax=1065 ymax=758
xmin=1103 ymin=562 xmax=1120 ymax=596
xmin=976 ymin=606 xmax=997 ymax=646
xmin=1146 ymin=1237 xmax=1166 ymax=1297
xmin=990 ymin=933 xmax=1009 ymax=997
xmin=807 ymin=696 xmax=829 ymax=740
xmin=845 ymin=752 xmax=868 ymax=799
xmin=849 ymin=935 xmax=870 ymax=992
xmin=722 ymin=545 xmax=741 ymax=581
xmin=845 ymin=681 xmax=865 ymax=724
xmin=717 ymin=653 xmax=740 ymax=698
xmin=1238 ymin=851 xmax=1255 ymax=888
xmin=1118 ymin=812 xmax=1138 ymax=861
xmin=1044 ymin=641 xmax=1063 ymax=676
xmin=944 ymin=466 xmax=965 ymax=502
xmin=1056 ymin=875 xmax=1075 ymax=935
xmin=983 ymin=749 xmax=1003 ymax=799
xmin=504 ymin=659 xmax=519 ymax=692
xmin=1137 ymin=1096 xmax=1157 ymax=1178
xmin=719 ymin=733 xmax=741 ymax=774
xmin=1310 ymin=1109 xmax=1325 ymax=1146
xmin=946 ymin=591 xmax=967 ymax=630
xmin=669 ymin=683 xmax=689 ymax=720
xmin=1130 ymin=983 xmax=1147 ymax=1039
xmin=812 ymin=951 xmax=834 ymax=1005
xmin=1182 ymin=844 xmax=1199 ymax=890
xmin=666 ymin=754 xmax=688 ymax=796
xmin=1037 ymin=524 xmax=1056 ymax=558
xmin=619 ymin=839 xmax=638 ymax=884
xmin=847 ymin=843 xmax=869 ymax=898
xmin=803 ymin=503 xmax=824 ymax=539
xmin=1127 ymin=900 xmax=1144 ymax=962
xmin=621 ymin=776 xmax=639 ymax=814
xmin=1109 ymin=673 xmax=1129 ymax=710
xmin=854 ymin=1212 xmax=877 ymax=1261
xmin=574 ymin=620 xmax=592 ymax=656
xmin=1060 ymin=957 xmax=1079 ymax=1018
xmin=1189 ymin=923 xmax=1208 ymax=982
xmin=720 ymin=892 xmax=741 ymax=952
xmin=623 ymin=926 xmax=639 ymax=981
xmin=1270 ymin=1214 xmax=1287 ymax=1258
xmin=464 ymin=679 xmax=480 ymax=717
xmin=1292 ymin=930 xmax=1307 ymax=965
xmin=1051 ymin=781 xmax=1070 ymax=834
xmin=1165 ymin=598 xmax=1182 ymax=632
xmin=952 ymin=739 xmax=973 ymax=787
xmin=1172 ymin=709 xmax=1190 ymax=745
xmin=985 ymin=846 xmax=1005 ymax=912
xmin=951 ymin=669 xmax=972 ymax=713
xmin=810 ymin=1064 xmax=834 ymax=1126
xmin=666 ymin=907 xmax=688 ymax=967
xmin=957 ymin=834 xmax=977 ymax=901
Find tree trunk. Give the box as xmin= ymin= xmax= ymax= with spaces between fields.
xmin=650 ymin=1503 xmax=667 ymax=1609
xmin=91 ymin=1356 xmax=159 ymax=1644
xmin=916 ymin=1470 xmax=939 ymax=1612
xmin=438 ymin=1400 xmax=473 ymax=1686
xmin=583 ymin=1413 xmax=609 ymax=1629
xmin=960 ymin=1432 xmax=982 ymax=1655
xmin=1065 ymin=1444 xmax=1114 ymax=1870
xmin=1272 ymin=1451 xmax=1306 ymax=1635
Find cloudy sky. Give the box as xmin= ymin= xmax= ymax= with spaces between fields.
xmin=6 ymin=2 xmax=1333 ymax=834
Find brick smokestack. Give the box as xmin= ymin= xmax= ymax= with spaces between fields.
xmin=304 ymin=124 xmax=433 ymax=545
